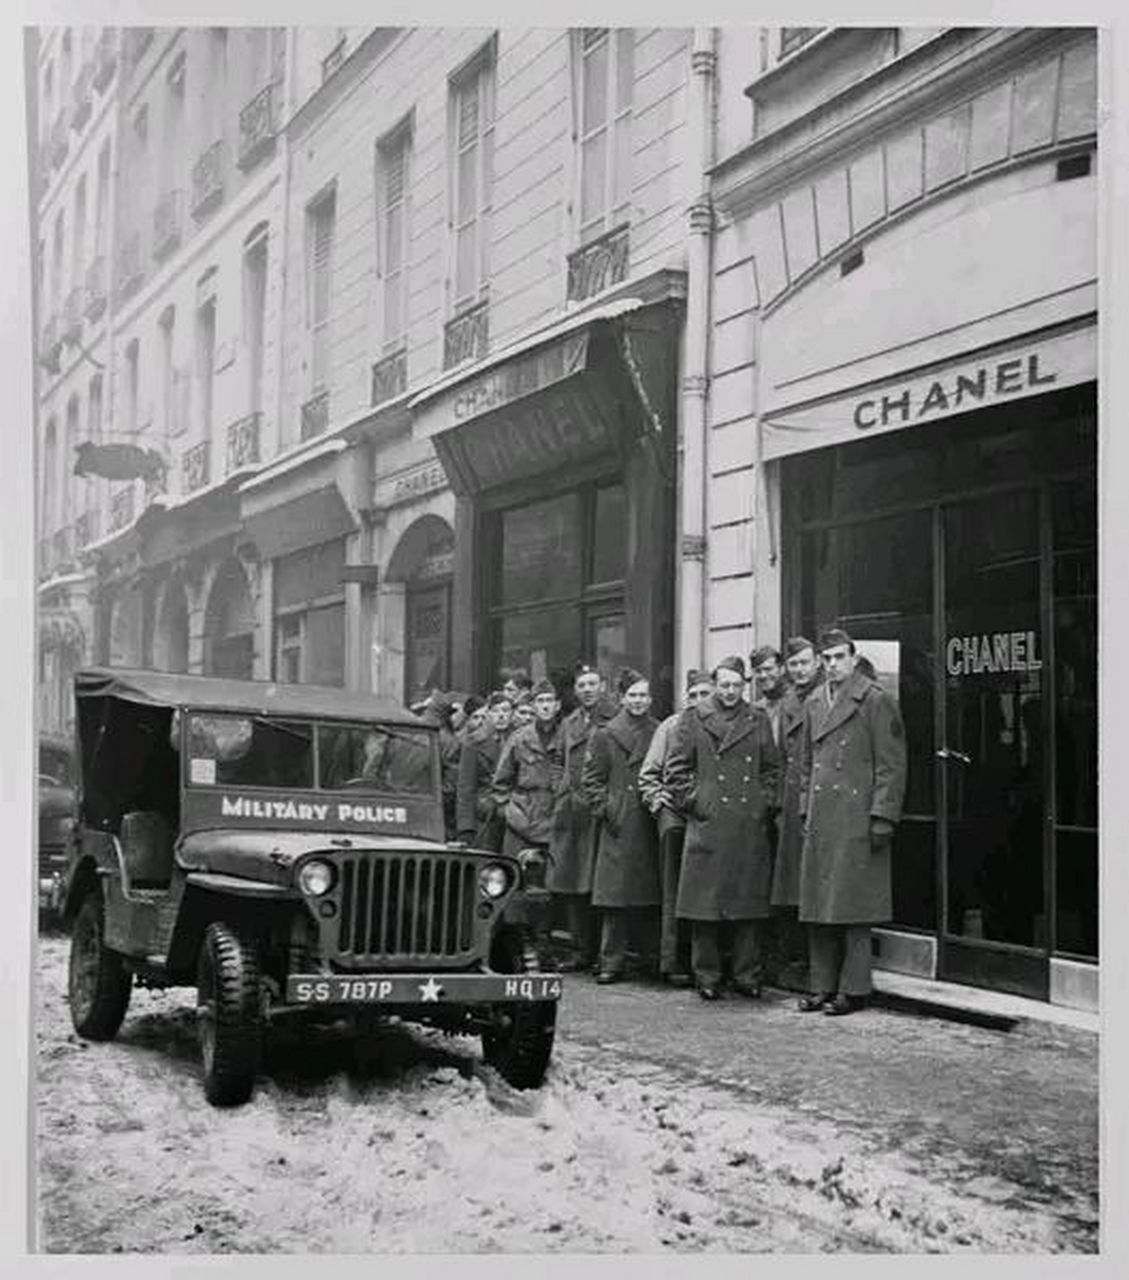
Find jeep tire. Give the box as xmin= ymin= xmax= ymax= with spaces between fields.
xmin=481 ymin=928 xmax=556 ymax=1089
xmin=68 ymin=891 xmax=132 ymax=1041
xmin=196 ymin=922 xmax=264 ymax=1107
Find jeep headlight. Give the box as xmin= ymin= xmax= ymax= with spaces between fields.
xmin=479 ymin=864 xmax=510 ymax=899
xmin=298 ymin=859 xmax=335 ymax=897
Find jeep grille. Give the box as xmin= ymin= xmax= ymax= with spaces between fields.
xmin=336 ymin=853 xmax=479 ymax=963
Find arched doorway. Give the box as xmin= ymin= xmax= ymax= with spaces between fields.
xmin=204 ymin=557 xmax=255 ymax=679
xmin=153 ymin=577 xmax=190 ymax=674
xmin=386 ymin=515 xmax=454 ymax=704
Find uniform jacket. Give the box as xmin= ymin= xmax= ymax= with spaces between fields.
xmin=491 ymin=720 xmax=566 ymax=856
xmin=582 ymin=709 xmax=661 ymax=908
xmin=547 ymin=695 xmax=617 ymax=894
xmin=797 ymin=669 xmax=907 ymax=924
xmin=638 ymin=711 xmax=686 ymax=838
xmin=665 ymin=695 xmax=782 ymax=921
xmin=770 ymin=672 xmax=825 ymax=908
xmin=456 ymin=725 xmax=508 ymax=849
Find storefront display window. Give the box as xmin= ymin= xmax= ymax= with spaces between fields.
xmin=273 ymin=539 xmax=346 ymax=687
xmin=490 ymin=480 xmax=626 ymax=688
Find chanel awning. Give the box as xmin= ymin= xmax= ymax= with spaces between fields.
xmin=425 ymin=294 xmax=681 ymax=497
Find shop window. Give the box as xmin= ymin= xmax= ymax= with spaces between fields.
xmin=490 ymin=480 xmax=627 ymax=688
xmin=573 ymin=28 xmax=633 ymax=246
xmin=273 ymin=540 xmax=346 ymax=687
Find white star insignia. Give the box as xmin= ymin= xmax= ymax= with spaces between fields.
xmin=418 ymin=977 xmax=443 ymax=1003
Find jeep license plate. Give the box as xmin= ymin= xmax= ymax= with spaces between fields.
xmin=286 ymin=973 xmax=564 ymax=1005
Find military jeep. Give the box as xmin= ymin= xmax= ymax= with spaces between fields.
xmin=62 ymin=668 xmax=561 ymax=1106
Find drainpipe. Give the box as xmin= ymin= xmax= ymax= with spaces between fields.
xmin=678 ymin=28 xmax=716 ymax=691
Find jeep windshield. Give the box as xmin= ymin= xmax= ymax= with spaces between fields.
xmin=184 ymin=715 xmax=435 ymax=796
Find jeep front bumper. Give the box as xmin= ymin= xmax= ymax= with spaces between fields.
xmin=286 ymin=972 xmax=563 ymax=1006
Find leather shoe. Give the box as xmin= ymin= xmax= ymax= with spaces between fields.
xmin=663 ymin=972 xmax=693 ymax=989
xmin=731 ymin=982 xmax=763 ymax=999
xmin=697 ymin=984 xmax=722 ymax=1001
xmin=823 ymin=993 xmax=865 ymax=1017
xmin=595 ymin=970 xmax=622 ymax=985
xmin=797 ymin=993 xmax=834 ymax=1012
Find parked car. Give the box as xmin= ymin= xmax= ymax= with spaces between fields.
xmin=39 ymin=733 xmax=76 ymax=922
xmin=62 ymin=668 xmax=561 ymax=1106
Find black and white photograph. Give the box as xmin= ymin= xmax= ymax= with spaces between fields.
xmin=10 ymin=5 xmax=1121 ymax=1260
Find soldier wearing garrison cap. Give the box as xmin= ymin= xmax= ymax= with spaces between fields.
xmin=665 ymin=655 xmax=782 ymax=1000
xmin=795 ymin=627 xmax=907 ymax=1016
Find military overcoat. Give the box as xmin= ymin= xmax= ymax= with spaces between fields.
xmin=456 ymin=725 xmax=507 ymax=849
xmin=546 ymin=696 xmax=617 ymax=895
xmin=491 ymin=720 xmax=566 ymax=857
xmin=797 ymin=670 xmax=907 ymax=924
xmin=770 ymin=674 xmax=824 ymax=908
xmin=665 ymin=696 xmax=781 ymax=921
xmin=582 ymin=709 xmax=661 ymax=909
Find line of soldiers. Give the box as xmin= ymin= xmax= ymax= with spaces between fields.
xmin=439 ymin=627 xmax=907 ymax=1016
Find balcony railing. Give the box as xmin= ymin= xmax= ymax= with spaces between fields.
xmin=144 ymin=467 xmax=168 ymax=505
xmin=75 ymin=509 xmax=100 ymax=549
xmin=300 ymin=389 xmax=330 ymax=442
xmin=322 ymin=39 xmax=347 ymax=82
xmin=192 ymin=140 xmax=225 ymax=219
xmin=127 ymin=28 xmax=154 ymax=68
xmin=109 ymin=486 xmax=135 ymax=532
xmin=153 ymin=190 xmax=184 ymax=261
xmin=39 ymin=314 xmax=62 ymax=374
xmin=443 ymin=301 xmax=489 ymax=371
xmin=116 ymin=232 xmax=144 ymax=302
xmin=567 ymin=224 xmax=630 ymax=303
xmin=94 ymin=28 xmax=117 ymax=92
xmin=49 ymin=110 xmax=69 ymax=169
xmin=371 ymin=348 xmax=407 ymax=407
xmin=182 ymin=441 xmax=210 ymax=494
xmin=779 ymin=27 xmax=823 ymax=59
xmin=239 ymin=81 xmax=279 ymax=171
xmin=62 ymin=286 xmax=85 ymax=346
xmin=226 ymin=412 xmax=262 ymax=472
xmin=52 ymin=524 xmax=75 ymax=572
xmin=71 ymin=62 xmax=94 ymax=132
xmin=84 ymin=256 xmax=107 ymax=321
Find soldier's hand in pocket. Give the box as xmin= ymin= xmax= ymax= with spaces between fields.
xmin=870 ymin=816 xmax=895 ymax=855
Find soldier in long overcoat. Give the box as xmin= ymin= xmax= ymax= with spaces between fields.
xmin=547 ymin=662 xmax=617 ymax=970
xmin=771 ymin=637 xmax=826 ymax=909
xmin=665 ymin=655 xmax=782 ymax=1000
xmin=456 ymin=691 xmax=514 ymax=850
xmin=581 ymin=670 xmax=661 ymax=982
xmin=796 ymin=628 xmax=907 ymax=1016
xmin=491 ymin=680 xmax=565 ymax=859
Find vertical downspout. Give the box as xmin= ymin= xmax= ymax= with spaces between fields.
xmin=678 ymin=28 xmax=716 ymax=690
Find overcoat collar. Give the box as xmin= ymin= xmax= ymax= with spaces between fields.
xmin=563 ymin=695 xmax=616 ymax=744
xmin=523 ymin=719 xmax=563 ymax=756
xmin=696 ymin=694 xmax=758 ymax=753
xmin=782 ymin=670 xmax=825 ymax=739
xmin=606 ymin=709 xmax=657 ymax=763
xmin=809 ymin=669 xmax=875 ymax=743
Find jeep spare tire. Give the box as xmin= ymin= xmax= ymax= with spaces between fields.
xmin=68 ymin=891 xmax=132 ymax=1041
xmin=481 ymin=928 xmax=556 ymax=1090
xmin=196 ymin=922 xmax=264 ymax=1107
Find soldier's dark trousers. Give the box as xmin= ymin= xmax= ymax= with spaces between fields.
xmin=807 ymin=923 xmax=872 ymax=997
xmin=691 ymin=920 xmax=763 ymax=989
xmin=599 ymin=906 xmax=659 ymax=976
xmin=659 ymin=826 xmax=692 ymax=977
xmin=557 ymin=893 xmax=598 ymax=965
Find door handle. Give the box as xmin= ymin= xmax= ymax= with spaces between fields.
xmin=936 ymin=747 xmax=972 ymax=766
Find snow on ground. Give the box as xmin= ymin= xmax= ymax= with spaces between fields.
xmin=34 ymin=936 xmax=1091 ymax=1254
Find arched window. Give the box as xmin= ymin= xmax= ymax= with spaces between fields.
xmin=65 ymin=394 xmax=81 ymax=518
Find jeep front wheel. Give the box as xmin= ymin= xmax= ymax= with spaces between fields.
xmin=196 ymin=922 xmax=264 ymax=1107
xmin=481 ymin=928 xmax=556 ymax=1089
xmin=68 ymin=891 xmax=132 ymax=1041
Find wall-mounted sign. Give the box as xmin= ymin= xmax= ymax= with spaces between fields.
xmin=761 ymin=322 xmax=1096 ymax=461
xmin=373 ymin=458 xmax=448 ymax=510
xmin=946 ymin=631 xmax=1042 ymax=677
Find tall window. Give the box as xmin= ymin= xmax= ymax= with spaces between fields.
xmin=203 ymin=28 xmax=228 ymax=145
xmin=51 ymin=211 xmax=65 ymax=308
xmin=72 ymin=176 xmax=87 ymax=282
xmin=43 ymin=62 xmax=53 ymax=129
xmin=88 ymin=374 xmax=103 ymax=441
xmin=196 ymin=287 xmax=217 ymax=442
xmin=242 ymin=230 xmax=268 ymax=415
xmin=306 ymin=192 xmax=336 ymax=394
xmin=60 ymin=30 xmax=73 ymax=103
xmin=163 ymin=54 xmax=186 ymax=194
xmin=125 ymin=339 xmax=140 ymax=434
xmin=377 ymin=126 xmax=411 ymax=350
xmin=42 ymin=419 xmax=57 ymax=538
xmin=159 ymin=306 xmax=177 ymax=437
xmin=449 ymin=48 xmax=495 ymax=312
xmin=65 ymin=395 xmax=81 ymax=516
xmin=95 ymin=142 xmax=110 ymax=258
xmin=576 ymin=28 xmax=633 ymax=245
xmin=132 ymin=106 xmax=149 ymax=239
